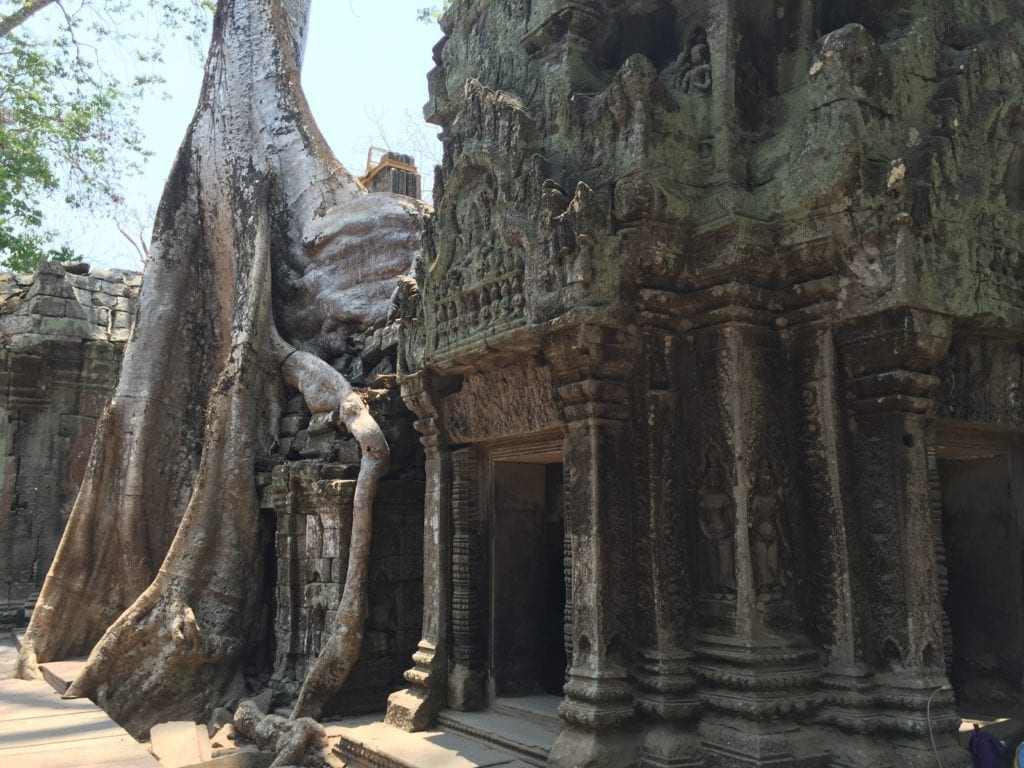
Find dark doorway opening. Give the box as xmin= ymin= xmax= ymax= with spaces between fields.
xmin=491 ymin=460 xmax=566 ymax=698
xmin=939 ymin=450 xmax=1024 ymax=719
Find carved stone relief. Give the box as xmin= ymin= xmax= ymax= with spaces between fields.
xmin=697 ymin=449 xmax=736 ymax=600
xmin=748 ymin=458 xmax=788 ymax=597
xmin=662 ymin=28 xmax=712 ymax=94
xmin=443 ymin=362 xmax=561 ymax=443
xmin=936 ymin=334 xmax=1024 ymax=426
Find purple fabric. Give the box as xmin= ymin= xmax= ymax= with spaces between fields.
xmin=969 ymin=724 xmax=1005 ymax=768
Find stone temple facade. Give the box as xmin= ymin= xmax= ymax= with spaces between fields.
xmin=0 ymin=262 xmax=139 ymax=622
xmin=375 ymin=0 xmax=1024 ymax=766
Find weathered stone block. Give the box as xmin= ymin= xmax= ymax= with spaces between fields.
xmin=279 ymin=414 xmax=306 ymax=437
xmin=0 ymin=263 xmax=138 ymax=607
xmin=30 ymin=296 xmax=67 ymax=317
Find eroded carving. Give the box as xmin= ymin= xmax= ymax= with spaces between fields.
xmin=697 ymin=450 xmax=736 ymax=599
xmin=444 ymin=363 xmax=561 ymax=442
xmin=748 ymin=458 xmax=787 ymax=597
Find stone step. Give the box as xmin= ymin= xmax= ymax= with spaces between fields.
xmin=39 ymin=659 xmax=89 ymax=695
xmin=329 ymin=717 xmax=532 ymax=768
xmin=488 ymin=695 xmax=561 ymax=728
xmin=436 ymin=708 xmax=559 ymax=766
xmin=150 ymin=720 xmax=213 ymax=768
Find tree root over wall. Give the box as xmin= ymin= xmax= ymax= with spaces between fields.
xmin=16 ymin=0 xmax=426 ymax=738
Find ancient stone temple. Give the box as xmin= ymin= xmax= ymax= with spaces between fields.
xmin=0 ymin=262 xmax=139 ymax=623
xmin=368 ymin=1 xmax=1024 ymax=766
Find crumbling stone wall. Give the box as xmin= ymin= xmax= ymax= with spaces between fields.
xmin=263 ymin=319 xmax=425 ymax=714
xmin=0 ymin=261 xmax=140 ymax=620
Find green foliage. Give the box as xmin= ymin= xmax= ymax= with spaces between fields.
xmin=0 ymin=0 xmax=212 ymax=272
xmin=417 ymin=1 xmax=452 ymax=23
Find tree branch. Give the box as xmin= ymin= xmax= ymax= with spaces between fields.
xmin=0 ymin=0 xmax=56 ymax=38
xmin=115 ymin=222 xmax=149 ymax=263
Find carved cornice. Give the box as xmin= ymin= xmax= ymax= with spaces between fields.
xmin=836 ymin=307 xmax=953 ymax=414
xmin=398 ymin=370 xmax=461 ymax=443
xmin=543 ymin=323 xmax=637 ymax=389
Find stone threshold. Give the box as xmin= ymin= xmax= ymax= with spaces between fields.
xmin=437 ymin=696 xmax=561 ymax=765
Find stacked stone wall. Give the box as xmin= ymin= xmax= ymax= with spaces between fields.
xmin=264 ymin=364 xmax=425 ymax=713
xmin=0 ymin=261 xmax=140 ymax=621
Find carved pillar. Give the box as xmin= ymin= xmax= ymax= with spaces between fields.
xmin=563 ymin=528 xmax=573 ymax=676
xmin=785 ymin=324 xmax=870 ymax=719
xmin=448 ymin=446 xmax=486 ymax=710
xmin=926 ymin=448 xmax=953 ymax=678
xmin=837 ymin=308 xmax=961 ymax=753
xmin=680 ymin=321 xmax=819 ymax=765
xmin=386 ymin=371 xmax=452 ymax=731
xmin=545 ymin=325 xmax=640 ymax=768
xmin=633 ymin=330 xmax=702 ymax=768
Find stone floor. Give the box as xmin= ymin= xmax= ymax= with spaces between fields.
xmin=0 ymin=631 xmax=160 ymax=767
xmin=0 ymin=630 xmax=543 ymax=768
xmin=2 ymin=635 xmax=1014 ymax=768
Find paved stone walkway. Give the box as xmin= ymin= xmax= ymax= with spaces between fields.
xmin=0 ymin=633 xmax=549 ymax=768
xmin=0 ymin=632 xmax=160 ymax=767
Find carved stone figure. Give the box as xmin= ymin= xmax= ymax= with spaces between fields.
xmin=679 ymin=31 xmax=712 ymax=94
xmin=663 ymin=28 xmax=712 ymax=95
xmin=748 ymin=459 xmax=785 ymax=595
xmin=697 ymin=451 xmax=736 ymax=598
xmin=303 ymin=578 xmax=328 ymax=661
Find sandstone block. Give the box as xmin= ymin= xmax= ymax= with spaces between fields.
xmin=149 ymin=721 xmax=211 ymax=768
xmin=209 ymin=723 xmax=235 ymax=748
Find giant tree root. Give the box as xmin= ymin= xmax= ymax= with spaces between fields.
xmin=62 ymin=281 xmax=277 ymax=734
xmin=17 ymin=0 xmax=421 ymax=736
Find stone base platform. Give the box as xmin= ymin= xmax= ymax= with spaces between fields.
xmin=328 ymin=713 xmax=544 ymax=768
xmin=437 ymin=696 xmax=561 ymax=765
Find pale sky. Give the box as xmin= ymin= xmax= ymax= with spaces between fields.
xmin=44 ymin=1 xmax=443 ymax=271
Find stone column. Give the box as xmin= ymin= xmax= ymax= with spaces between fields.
xmin=785 ymin=324 xmax=871 ymax=724
xmin=680 ymin=321 xmax=819 ymax=765
xmin=448 ymin=446 xmax=486 ymax=710
xmin=633 ymin=331 xmax=702 ymax=768
xmin=837 ymin=308 xmax=961 ymax=753
xmin=386 ymin=371 xmax=452 ymax=731
xmin=545 ymin=324 xmax=639 ymax=768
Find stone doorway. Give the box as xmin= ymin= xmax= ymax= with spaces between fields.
xmin=936 ymin=428 xmax=1024 ymax=719
xmin=490 ymin=457 xmax=567 ymax=701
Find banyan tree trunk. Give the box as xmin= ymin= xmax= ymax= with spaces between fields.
xmin=16 ymin=0 xmax=426 ymax=736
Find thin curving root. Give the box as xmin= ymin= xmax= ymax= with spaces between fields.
xmin=272 ymin=331 xmax=389 ymax=719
